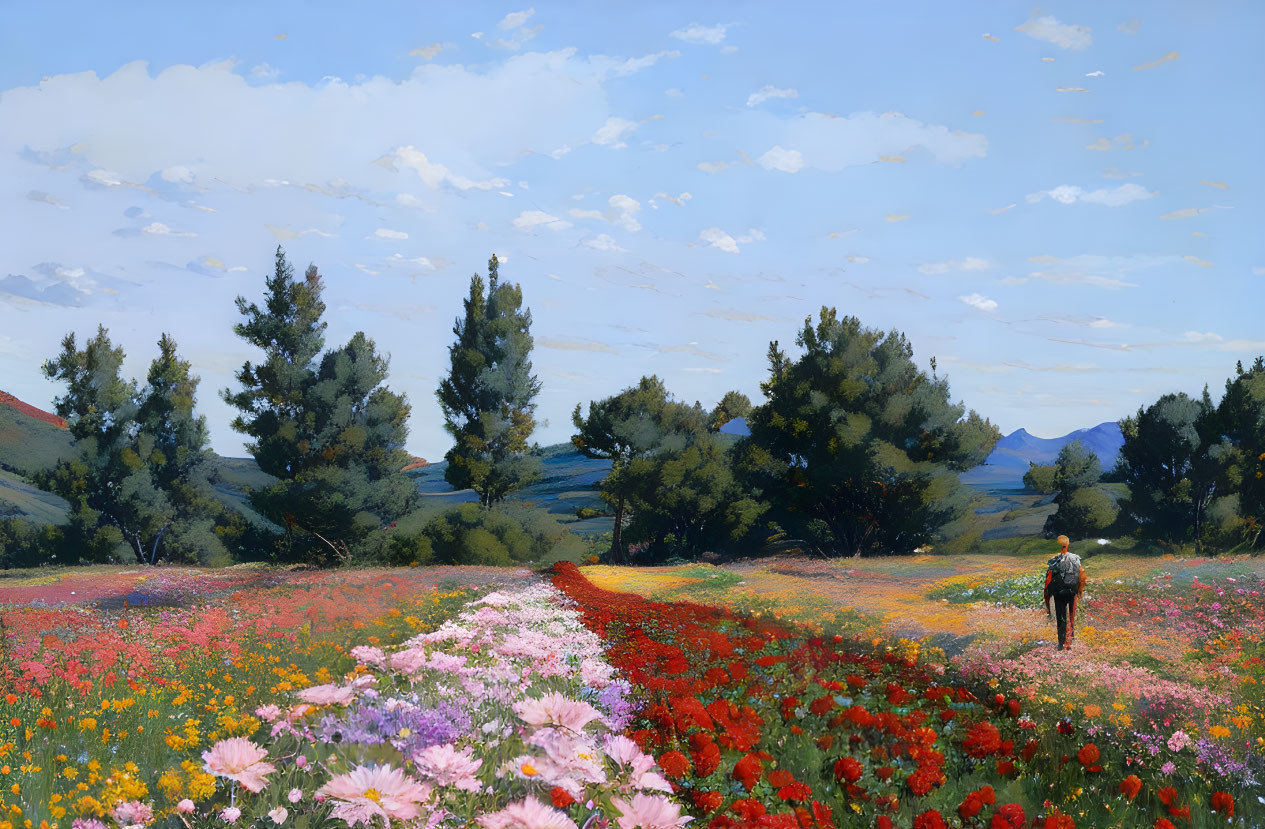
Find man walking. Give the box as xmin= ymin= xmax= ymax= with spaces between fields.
xmin=1044 ymin=534 xmax=1086 ymax=650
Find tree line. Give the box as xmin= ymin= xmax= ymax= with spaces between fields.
xmin=5 ymin=244 xmax=1258 ymax=567
xmin=1028 ymin=361 xmax=1265 ymax=553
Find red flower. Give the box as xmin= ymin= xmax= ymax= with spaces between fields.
xmin=906 ymin=766 xmax=944 ymax=797
xmin=730 ymin=799 xmax=767 ymax=821
xmin=978 ymin=786 xmax=995 ymax=806
xmin=1210 ymin=791 xmax=1234 ymax=817
xmin=816 ymin=735 xmax=835 ymax=751
xmin=779 ymin=781 xmax=813 ymax=803
xmin=875 ymin=819 xmax=894 ymax=829
xmin=1007 ymin=699 xmax=1021 ymax=717
xmin=733 ymin=753 xmax=764 ymax=791
xmin=1056 ymin=718 xmax=1075 ymax=735
xmin=1154 ymin=820 xmax=1176 ymax=829
xmin=1167 ymin=805 xmax=1190 ymax=821
xmin=1157 ymin=786 xmax=1178 ymax=807
xmin=658 ymin=750 xmax=690 ymax=779
xmin=1021 ymin=739 xmax=1039 ymax=763
xmin=833 ymin=757 xmax=863 ymax=783
xmin=990 ymin=803 xmax=1026 ymax=829
xmin=769 ymin=769 xmax=795 ymax=788
xmin=810 ymin=802 xmax=834 ymax=829
xmin=693 ymin=791 xmax=723 ymax=812
xmin=963 ymin=721 xmax=1003 ymax=758
xmin=550 ymin=787 xmax=575 ymax=808
xmin=809 ymin=696 xmax=836 ymax=716
xmin=996 ymin=759 xmax=1015 ymax=776
xmin=912 ymin=810 xmax=947 ymax=829
xmin=958 ymin=793 xmax=984 ymax=820
xmin=876 ymin=765 xmax=894 ymax=781
xmin=1039 ymin=813 xmax=1075 ymax=829
xmin=1119 ymin=775 xmax=1142 ymax=802
xmin=1076 ymin=743 xmax=1100 ymax=771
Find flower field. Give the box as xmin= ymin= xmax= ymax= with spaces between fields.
xmin=1 ymin=555 xmax=1262 ymax=828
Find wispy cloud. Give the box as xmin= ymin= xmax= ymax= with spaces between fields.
xmin=382 ymin=146 xmax=510 ymax=191
xmin=698 ymin=227 xmax=764 ymax=254
xmin=584 ymin=234 xmax=626 ymax=253
xmin=1086 ymin=134 xmax=1148 ymax=152
xmin=959 ymin=293 xmax=998 ymax=311
xmin=747 ymin=85 xmax=798 ymax=107
xmin=702 ymin=308 xmax=780 ymax=322
xmin=512 ymin=210 xmax=573 ymax=231
xmin=918 ymin=257 xmax=991 ymax=275
xmin=1134 ymin=51 xmax=1179 ymax=71
xmin=1160 ymin=206 xmax=1231 ymax=220
xmin=591 ymin=117 xmax=639 ymax=149
xmin=1027 ymin=183 xmax=1155 ymax=207
xmin=537 ymin=336 xmax=618 ymax=354
xmin=670 ymin=22 xmax=731 ymax=45
xmin=1015 ymin=14 xmax=1092 ymax=50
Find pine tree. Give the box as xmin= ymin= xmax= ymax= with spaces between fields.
xmin=223 ymin=247 xmax=415 ymax=560
xmin=437 ymin=254 xmax=542 ymax=507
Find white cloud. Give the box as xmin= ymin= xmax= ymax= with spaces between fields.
xmin=410 ymin=43 xmax=445 ymax=59
xmin=27 ymin=190 xmax=70 ymax=209
xmin=1024 ymin=253 xmax=1177 ymax=290
xmin=537 ymin=336 xmax=617 ymax=354
xmin=371 ymin=228 xmax=408 ymax=240
xmin=697 ymin=160 xmax=733 ymax=174
xmin=918 ymin=257 xmax=991 ymax=275
xmin=511 ymin=210 xmax=572 ymax=231
xmin=584 ymin=233 xmax=625 ymax=252
xmin=591 ymin=117 xmax=639 ymax=149
xmin=698 ymin=227 xmax=762 ymax=254
xmin=670 ymin=22 xmax=730 ymax=45
xmin=385 ymin=146 xmax=510 ymax=191
xmin=591 ymin=51 xmax=680 ymax=80
xmin=85 ymin=168 xmax=125 ymax=187
xmin=141 ymin=221 xmax=196 ymax=238
xmin=699 ymin=227 xmax=739 ymax=254
xmin=1015 ymin=14 xmax=1092 ymax=50
xmin=757 ymin=146 xmax=805 ymax=173
xmin=569 ymin=208 xmax=604 ymax=220
xmin=769 ymin=112 xmax=986 ymax=172
xmin=607 ymin=195 xmax=641 ymax=231
xmin=250 ymin=63 xmax=280 ymax=81
xmin=1160 ymin=206 xmax=1231 ymax=220
xmin=747 ymin=85 xmax=798 ymax=107
xmin=1027 ymin=183 xmax=1155 ymax=207
xmin=958 ymin=293 xmax=998 ymax=312
xmin=161 ymin=165 xmax=195 ymax=183
xmin=650 ymin=191 xmax=691 ymax=208
xmin=498 ymin=8 xmax=535 ymax=30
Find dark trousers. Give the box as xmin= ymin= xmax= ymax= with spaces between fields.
xmin=1053 ymin=590 xmax=1077 ymax=649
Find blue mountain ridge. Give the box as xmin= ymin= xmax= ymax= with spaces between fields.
xmin=719 ymin=417 xmax=1123 ymax=490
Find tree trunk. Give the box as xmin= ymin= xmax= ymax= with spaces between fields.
xmin=611 ymin=493 xmax=626 ymax=564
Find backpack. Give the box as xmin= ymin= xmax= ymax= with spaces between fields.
xmin=1048 ymin=553 xmax=1082 ymax=592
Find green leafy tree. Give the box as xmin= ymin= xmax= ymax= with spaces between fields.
xmin=708 ymin=391 xmax=752 ymax=432
xmin=1218 ymin=357 xmax=1265 ymax=547
xmin=737 ymin=308 xmax=1000 ymax=557
xmin=572 ymin=376 xmax=674 ymax=563
xmin=1118 ymin=390 xmax=1226 ymax=552
xmin=1022 ymin=463 xmax=1057 ymax=493
xmin=437 ymin=254 xmax=542 ymax=507
xmin=1043 ymin=441 xmax=1117 ymax=539
xmin=223 ymin=247 xmax=415 ymax=560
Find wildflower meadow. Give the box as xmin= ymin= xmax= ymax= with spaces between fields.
xmin=2 ymin=555 xmax=1263 ymax=829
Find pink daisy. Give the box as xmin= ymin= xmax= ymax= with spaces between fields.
xmin=317 ymin=764 xmax=432 ymax=827
xmin=477 ymin=797 xmax=579 ymax=829
xmin=296 ymin=684 xmax=356 ymax=706
xmin=611 ymin=794 xmax=693 ymax=829
xmin=202 ymin=738 xmax=276 ymax=793
xmin=513 ymin=692 xmax=603 ymax=732
xmin=413 ymin=743 xmax=483 ymax=791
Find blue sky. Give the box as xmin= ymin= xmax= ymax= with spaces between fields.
xmin=1 ymin=1 xmax=1262 ymax=459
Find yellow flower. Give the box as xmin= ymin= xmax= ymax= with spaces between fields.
xmin=1209 ymin=725 xmax=1231 ymax=739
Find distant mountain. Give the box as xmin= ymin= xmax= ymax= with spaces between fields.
xmin=714 ymin=415 xmax=1121 ymax=491
xmin=960 ymin=422 xmax=1124 ymax=489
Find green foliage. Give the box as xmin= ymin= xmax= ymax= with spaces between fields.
xmin=1022 ymin=463 xmax=1057 ymax=493
xmin=1043 ymin=441 xmax=1116 ymax=539
xmin=376 ymin=502 xmax=585 ymax=567
xmin=708 ymin=390 xmax=752 ymax=432
xmin=36 ymin=327 xmax=232 ymax=564
xmin=1118 ymin=390 xmax=1227 ymax=552
xmin=223 ymin=248 xmax=416 ymax=562
xmin=0 ymin=517 xmax=65 ymax=569
xmin=1218 ymin=356 xmax=1265 ymax=547
xmin=437 ymin=254 xmax=542 ymax=507
xmin=737 ymin=308 xmax=1000 ymax=557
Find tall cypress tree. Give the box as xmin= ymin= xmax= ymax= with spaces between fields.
xmin=437 ymin=254 xmax=541 ymax=507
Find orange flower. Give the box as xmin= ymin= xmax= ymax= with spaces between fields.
xmin=1119 ymin=775 xmax=1142 ymax=801
xmin=1076 ymin=744 xmax=1099 ymax=767
xmin=1157 ymin=786 xmax=1178 ymax=806
xmin=1210 ymin=791 xmax=1234 ymax=817
xmin=550 ymin=787 xmax=575 ymax=808
xmin=3 ymin=694 xmax=15 ymax=705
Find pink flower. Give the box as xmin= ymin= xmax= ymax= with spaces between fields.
xmin=296 ymin=756 xmax=308 ymax=769
xmin=1161 ymin=761 xmax=1176 ymax=774
xmin=221 ymin=807 xmax=242 ymax=824
xmin=176 ymin=800 xmax=196 ymax=815
xmin=603 ymin=735 xmax=644 ymax=766
xmin=611 ymin=794 xmax=692 ymax=829
xmin=288 ymin=789 xmax=303 ymax=804
xmin=513 ymin=692 xmax=603 ymax=732
xmin=413 ymin=743 xmax=483 ymax=791
xmin=297 ymin=684 xmax=356 ymax=706
xmin=317 ymin=764 xmax=432 ymax=826
xmin=268 ymin=807 xmax=289 ymax=824
xmin=255 ymin=704 xmax=283 ymax=722
xmin=202 ymin=738 xmax=277 ymax=793
xmin=477 ymin=797 xmax=579 ymax=829
xmin=113 ymin=801 xmax=154 ymax=826
xmin=350 ymin=645 xmax=387 ymax=668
